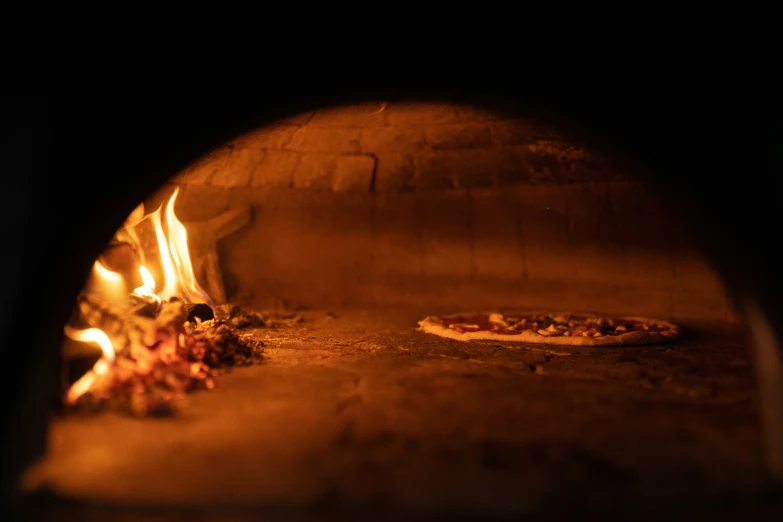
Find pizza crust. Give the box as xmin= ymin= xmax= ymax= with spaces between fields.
xmin=416 ymin=312 xmax=682 ymax=347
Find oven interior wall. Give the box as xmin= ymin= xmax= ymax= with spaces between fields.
xmin=145 ymin=102 xmax=734 ymax=322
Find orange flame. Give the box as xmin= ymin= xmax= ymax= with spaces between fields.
xmin=153 ymin=188 xmax=212 ymax=306
xmin=132 ymin=265 xmax=161 ymax=306
xmin=139 ymin=265 xmax=156 ymax=289
xmin=86 ymin=260 xmax=126 ymax=304
xmin=64 ymin=326 xmax=115 ymax=405
xmin=151 ymin=205 xmax=178 ymax=300
xmin=65 ymin=186 xmax=212 ymax=405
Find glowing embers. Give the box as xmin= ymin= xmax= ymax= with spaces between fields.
xmin=63 ymin=297 xmax=214 ymax=416
xmin=62 ymin=188 xmax=263 ymax=416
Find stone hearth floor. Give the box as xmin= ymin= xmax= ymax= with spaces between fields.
xmin=19 ymin=308 xmax=782 ymax=520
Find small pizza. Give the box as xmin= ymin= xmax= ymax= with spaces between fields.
xmin=417 ymin=311 xmax=681 ymax=346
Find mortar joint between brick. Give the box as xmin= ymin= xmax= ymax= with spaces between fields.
xmin=281 ymin=124 xmax=306 ymax=150
xmin=286 ymin=152 xmax=304 ymax=189
xmin=367 ymin=153 xmax=379 ymax=192
xmin=202 ymin=169 xmax=216 ymax=187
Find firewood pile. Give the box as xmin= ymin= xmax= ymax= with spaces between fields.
xmin=65 ymin=294 xmax=302 ymax=416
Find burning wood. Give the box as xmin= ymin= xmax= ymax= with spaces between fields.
xmin=67 ymin=294 xmax=266 ymax=416
xmin=62 ymin=187 xmax=279 ymax=417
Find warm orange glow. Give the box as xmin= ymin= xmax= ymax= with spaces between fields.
xmin=165 ymin=189 xmax=209 ymax=303
xmin=66 ymin=372 xmax=96 ymax=404
xmin=64 ymin=186 xmax=213 ymax=405
xmin=132 ymin=265 xmax=161 ymax=305
xmin=151 ymin=204 xmax=178 ymax=300
xmin=121 ymin=203 xmax=146 ymax=266
xmin=63 ymin=326 xmax=115 ymax=405
xmin=155 ymin=188 xmax=212 ymax=306
xmin=139 ymin=265 xmax=155 ymax=288
xmin=64 ymin=326 xmax=115 ymax=361
xmin=114 ymin=188 xmax=211 ymax=306
xmin=86 ymin=260 xmax=126 ymax=304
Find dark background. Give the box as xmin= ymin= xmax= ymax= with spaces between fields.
xmin=1 ymin=20 xmax=778 ymax=517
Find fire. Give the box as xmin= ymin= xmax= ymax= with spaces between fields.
xmin=139 ymin=265 xmax=156 ymax=289
xmin=152 ymin=205 xmax=177 ymax=301
xmin=86 ymin=260 xmax=127 ymax=304
xmin=63 ymin=326 xmax=115 ymax=405
xmin=132 ymin=265 xmax=160 ymax=305
xmin=64 ymin=187 xmax=214 ymax=406
xmin=152 ymin=188 xmax=212 ymax=307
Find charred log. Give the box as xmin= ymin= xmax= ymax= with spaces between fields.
xmin=185 ymin=303 xmax=215 ymax=323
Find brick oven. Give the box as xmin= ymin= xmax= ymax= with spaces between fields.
xmin=3 ymin=61 xmax=782 ymax=521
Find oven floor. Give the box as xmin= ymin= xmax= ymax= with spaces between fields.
xmin=19 ymin=308 xmax=781 ymax=520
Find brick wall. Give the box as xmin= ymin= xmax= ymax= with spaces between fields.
xmin=175 ymin=102 xmax=618 ymax=192
xmin=150 ymin=103 xmax=735 ymax=323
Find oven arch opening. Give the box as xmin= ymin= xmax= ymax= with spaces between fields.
xmin=6 ymin=80 xmax=783 ymax=516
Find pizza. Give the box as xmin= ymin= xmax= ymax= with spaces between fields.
xmin=417 ymin=311 xmax=681 ymax=346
